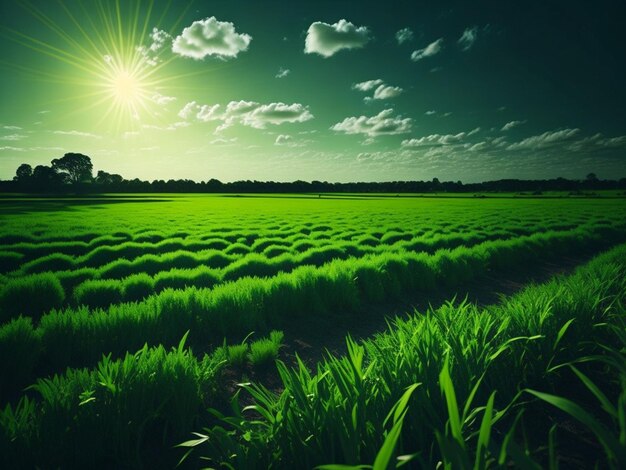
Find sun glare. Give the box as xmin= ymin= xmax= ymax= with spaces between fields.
xmin=111 ymin=70 xmax=140 ymax=102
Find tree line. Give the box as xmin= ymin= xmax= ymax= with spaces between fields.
xmin=2 ymin=152 xmax=625 ymax=194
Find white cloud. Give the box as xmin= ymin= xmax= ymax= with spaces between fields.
xmin=304 ymin=19 xmax=371 ymax=58
xmin=425 ymin=110 xmax=436 ymax=115
xmin=352 ymin=79 xmax=384 ymax=92
xmin=410 ymin=38 xmax=443 ymax=61
xmin=501 ymin=120 xmax=526 ymax=131
xmin=2 ymin=125 xmax=22 ymax=130
xmin=243 ymin=103 xmax=314 ymax=129
xmin=395 ymin=28 xmax=414 ymax=45
xmin=137 ymin=28 xmax=172 ymax=66
xmin=401 ymin=131 xmax=472 ymax=147
xmin=52 ymin=130 xmax=101 ymax=139
xmin=172 ymin=17 xmax=252 ymax=60
xmin=0 ymin=146 xmax=25 ymax=152
xmin=331 ymin=109 xmax=412 ymax=137
xmin=275 ymin=134 xmax=292 ymax=145
xmin=506 ymin=129 xmax=579 ymax=150
xmin=275 ymin=67 xmax=290 ymax=78
xmin=372 ymin=84 xmax=403 ymax=100
xmin=179 ymin=100 xmax=314 ymax=130
xmin=197 ymin=104 xmax=222 ymax=121
xmin=0 ymin=134 xmax=26 ymax=141
xmin=210 ymin=137 xmax=238 ymax=145
xmin=151 ymin=92 xmax=177 ymax=106
xmin=458 ymin=26 xmax=478 ymax=51
xmin=353 ymin=79 xmax=403 ymax=101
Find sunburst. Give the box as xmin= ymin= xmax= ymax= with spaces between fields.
xmin=2 ymin=0 xmax=197 ymax=133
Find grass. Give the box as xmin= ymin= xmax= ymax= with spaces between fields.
xmin=0 ymin=194 xmax=625 ymax=467
xmin=178 ymin=243 xmax=626 ymax=469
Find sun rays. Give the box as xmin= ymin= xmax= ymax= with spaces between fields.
xmin=1 ymin=0 xmax=192 ymax=133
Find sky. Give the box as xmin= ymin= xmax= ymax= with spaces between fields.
xmin=0 ymin=0 xmax=625 ymax=183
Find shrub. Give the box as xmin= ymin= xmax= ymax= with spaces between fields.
xmin=0 ymin=274 xmax=65 ymax=322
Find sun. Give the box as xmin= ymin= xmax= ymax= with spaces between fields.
xmin=111 ymin=70 xmax=140 ymax=103
xmin=100 ymin=54 xmax=153 ymax=124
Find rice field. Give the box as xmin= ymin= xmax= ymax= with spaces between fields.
xmin=1 ymin=194 xmax=626 ymax=468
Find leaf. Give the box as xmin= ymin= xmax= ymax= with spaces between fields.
xmin=526 ymin=389 xmax=624 ymax=462
xmin=474 ymin=392 xmax=495 ymax=470
xmin=439 ymin=358 xmax=463 ymax=447
xmin=373 ymin=410 xmax=407 ymax=470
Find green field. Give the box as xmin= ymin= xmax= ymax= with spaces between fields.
xmin=1 ymin=195 xmax=626 ymax=468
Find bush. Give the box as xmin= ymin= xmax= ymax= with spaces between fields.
xmin=0 ymin=274 xmax=65 ymax=322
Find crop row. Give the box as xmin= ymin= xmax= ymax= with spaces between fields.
xmin=183 ymin=242 xmax=626 ymax=469
xmin=1 ymin=225 xmax=623 ymax=400
xmin=0 ymin=329 xmax=285 ymax=468
xmin=0 ymin=228 xmax=549 ymax=316
xmin=2 ymin=242 xmax=625 ymax=468
xmin=0 ymin=220 xmax=579 ymax=277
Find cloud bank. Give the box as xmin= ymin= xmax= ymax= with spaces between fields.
xmin=179 ymin=100 xmax=314 ymax=130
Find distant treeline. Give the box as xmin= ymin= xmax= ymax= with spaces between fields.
xmin=2 ymin=152 xmax=626 ymax=194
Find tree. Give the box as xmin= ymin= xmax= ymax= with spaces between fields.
xmin=95 ymin=170 xmax=123 ymax=185
xmin=31 ymin=165 xmax=64 ymax=190
xmin=51 ymin=153 xmax=93 ymax=184
xmin=586 ymin=172 xmax=598 ymax=182
xmin=14 ymin=163 xmax=32 ymax=182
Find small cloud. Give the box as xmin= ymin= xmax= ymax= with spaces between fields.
xmin=401 ymin=131 xmax=470 ymax=148
xmin=411 ymin=38 xmax=443 ymax=61
xmin=458 ymin=26 xmax=478 ymax=51
xmin=353 ymin=79 xmax=403 ymax=101
xmin=210 ymin=137 xmax=238 ymax=145
xmin=372 ymin=84 xmax=403 ymax=100
xmin=425 ymin=110 xmax=436 ymax=115
xmin=275 ymin=134 xmax=292 ymax=145
xmin=0 ymin=134 xmax=26 ymax=141
xmin=0 ymin=146 xmax=25 ymax=152
xmin=151 ymin=92 xmax=177 ymax=106
xmin=501 ymin=120 xmax=526 ymax=131
xmin=172 ymin=17 xmax=252 ymax=60
xmin=53 ymin=130 xmax=101 ymax=139
xmin=352 ymin=79 xmax=383 ymax=92
xmin=38 ymin=110 xmax=51 ymax=114
xmin=137 ymin=28 xmax=172 ymax=66
xmin=395 ymin=27 xmax=414 ymax=45
xmin=3 ymin=125 xmax=22 ymax=130
xmin=304 ymin=19 xmax=371 ymax=58
xmin=507 ymin=128 xmax=579 ymax=151
xmin=275 ymin=67 xmax=290 ymax=78
xmin=331 ymin=109 xmax=412 ymax=137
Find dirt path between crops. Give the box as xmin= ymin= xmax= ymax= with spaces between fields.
xmin=275 ymin=250 xmax=600 ymax=370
